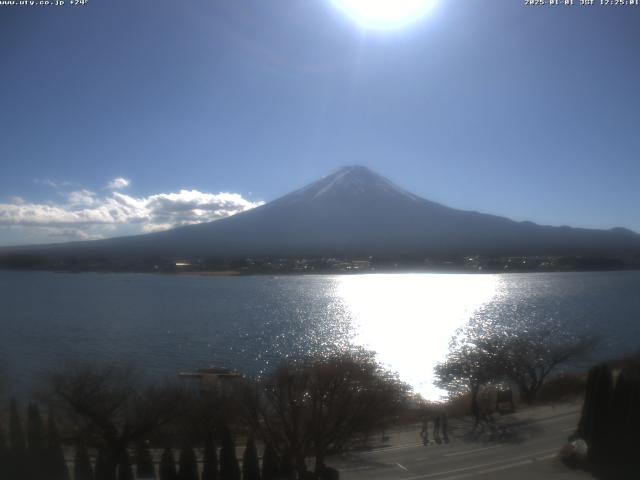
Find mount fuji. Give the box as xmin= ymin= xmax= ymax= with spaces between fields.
xmin=4 ymin=166 xmax=640 ymax=260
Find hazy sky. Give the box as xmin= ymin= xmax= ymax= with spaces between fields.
xmin=1 ymin=0 xmax=639 ymax=245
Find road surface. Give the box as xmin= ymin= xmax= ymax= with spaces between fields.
xmin=333 ymin=402 xmax=592 ymax=480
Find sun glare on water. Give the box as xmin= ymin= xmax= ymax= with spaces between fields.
xmin=331 ymin=0 xmax=438 ymax=30
xmin=337 ymin=274 xmax=499 ymax=400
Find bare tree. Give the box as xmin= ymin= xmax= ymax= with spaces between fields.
xmin=494 ymin=328 xmax=596 ymax=403
xmin=49 ymin=364 xmax=185 ymax=480
xmin=242 ymin=351 xmax=410 ymax=478
xmin=177 ymin=383 xmax=243 ymax=446
xmin=434 ymin=342 xmax=497 ymax=428
xmin=436 ymin=314 xmax=596 ymax=413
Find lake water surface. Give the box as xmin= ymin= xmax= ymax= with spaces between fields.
xmin=1 ymin=270 xmax=639 ymax=399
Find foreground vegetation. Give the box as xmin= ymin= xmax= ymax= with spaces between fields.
xmin=434 ymin=313 xmax=597 ymax=427
xmin=0 ymin=315 xmax=632 ymax=480
xmin=570 ymin=357 xmax=640 ymax=478
xmin=0 ymin=351 xmax=410 ymax=480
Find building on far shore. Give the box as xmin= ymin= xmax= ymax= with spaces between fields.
xmin=178 ymin=366 xmax=242 ymax=392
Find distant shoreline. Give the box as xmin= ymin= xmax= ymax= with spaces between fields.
xmin=176 ymin=270 xmax=242 ymax=276
xmin=2 ymin=266 xmax=639 ymax=277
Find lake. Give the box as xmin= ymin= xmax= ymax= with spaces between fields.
xmin=1 ymin=270 xmax=639 ymax=400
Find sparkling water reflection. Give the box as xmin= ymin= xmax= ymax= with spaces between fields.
xmin=337 ymin=274 xmax=499 ymax=399
xmin=0 ymin=271 xmax=639 ymax=400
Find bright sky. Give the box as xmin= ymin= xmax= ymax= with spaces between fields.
xmin=1 ymin=0 xmax=639 ymax=246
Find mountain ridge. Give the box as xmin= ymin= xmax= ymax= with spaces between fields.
xmin=2 ymin=166 xmax=639 ymax=261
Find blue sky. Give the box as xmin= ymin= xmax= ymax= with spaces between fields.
xmin=1 ymin=0 xmax=639 ymax=246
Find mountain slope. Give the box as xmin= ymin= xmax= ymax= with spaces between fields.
xmin=4 ymin=166 xmax=640 ymax=258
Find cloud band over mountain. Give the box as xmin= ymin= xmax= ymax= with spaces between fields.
xmin=0 ymin=179 xmax=264 ymax=244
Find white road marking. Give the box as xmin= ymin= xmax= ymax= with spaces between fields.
xmin=401 ymin=449 xmax=557 ymax=480
xmin=444 ymin=444 xmax=501 ymax=457
xmin=438 ymin=453 xmax=558 ymax=479
xmin=475 ymin=459 xmax=533 ymax=475
xmin=340 ymin=465 xmax=373 ymax=472
xmin=359 ymin=442 xmax=423 ymax=455
xmin=536 ymin=453 xmax=557 ymax=461
xmin=396 ymin=463 xmax=409 ymax=471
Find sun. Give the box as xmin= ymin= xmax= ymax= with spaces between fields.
xmin=331 ymin=0 xmax=438 ymax=30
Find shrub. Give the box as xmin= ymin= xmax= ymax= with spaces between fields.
xmin=135 ymin=444 xmax=155 ymax=479
xmin=27 ymin=403 xmax=46 ymax=479
xmin=117 ymin=450 xmax=134 ymax=480
xmin=219 ymin=424 xmax=240 ymax=480
xmin=260 ymin=444 xmax=278 ymax=480
xmin=47 ymin=412 xmax=70 ymax=480
xmin=74 ymin=443 xmax=94 ymax=480
xmin=159 ymin=447 xmax=177 ymax=480
xmin=201 ymin=436 xmax=218 ymax=480
xmin=178 ymin=446 xmax=198 ymax=480
xmin=242 ymin=436 xmax=260 ymax=480
xmin=536 ymin=374 xmax=586 ymax=404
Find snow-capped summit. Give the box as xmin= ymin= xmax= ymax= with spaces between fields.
xmin=275 ymin=165 xmax=421 ymax=206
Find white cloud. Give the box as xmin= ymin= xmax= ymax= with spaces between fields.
xmin=34 ymin=179 xmax=75 ymax=188
xmin=66 ymin=189 xmax=97 ymax=207
xmin=42 ymin=227 xmax=104 ymax=241
xmin=106 ymin=177 xmax=131 ymax=189
xmin=0 ymin=183 xmax=264 ymax=244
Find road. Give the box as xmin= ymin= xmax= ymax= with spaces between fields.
xmin=332 ymin=403 xmax=593 ymax=480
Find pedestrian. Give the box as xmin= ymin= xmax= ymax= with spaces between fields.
xmin=420 ymin=417 xmax=429 ymax=446
xmin=442 ymin=413 xmax=450 ymax=444
xmin=433 ymin=414 xmax=442 ymax=444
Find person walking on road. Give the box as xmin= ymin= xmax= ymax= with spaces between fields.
xmin=420 ymin=416 xmax=429 ymax=445
xmin=441 ymin=413 xmax=450 ymax=444
xmin=433 ymin=414 xmax=442 ymax=444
